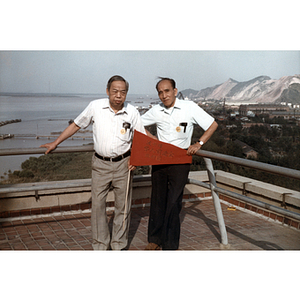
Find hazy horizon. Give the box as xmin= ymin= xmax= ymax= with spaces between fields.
xmin=1 ymin=51 xmax=299 ymax=96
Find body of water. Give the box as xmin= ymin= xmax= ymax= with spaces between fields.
xmin=0 ymin=94 xmax=158 ymax=178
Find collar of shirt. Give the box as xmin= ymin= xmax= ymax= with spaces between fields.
xmin=159 ymin=98 xmax=182 ymax=114
xmin=102 ymin=98 xmax=128 ymax=115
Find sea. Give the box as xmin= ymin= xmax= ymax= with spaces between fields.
xmin=0 ymin=93 xmax=158 ymax=178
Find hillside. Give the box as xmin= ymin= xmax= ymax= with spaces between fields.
xmin=181 ymin=75 xmax=300 ymax=104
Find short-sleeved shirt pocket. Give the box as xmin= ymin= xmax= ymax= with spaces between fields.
xmin=175 ymin=121 xmax=190 ymax=138
xmin=116 ymin=117 xmax=132 ymax=143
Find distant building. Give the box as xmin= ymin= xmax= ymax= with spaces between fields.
xmin=270 ymin=124 xmax=282 ymax=129
xmin=226 ymin=124 xmax=237 ymax=129
xmin=241 ymin=123 xmax=266 ymax=129
xmin=240 ymin=117 xmax=250 ymax=122
xmin=239 ymin=104 xmax=290 ymax=116
xmin=269 ymin=110 xmax=300 ymax=120
xmin=247 ymin=111 xmax=255 ymax=117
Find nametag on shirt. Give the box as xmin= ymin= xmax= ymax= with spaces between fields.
xmin=121 ymin=122 xmax=131 ymax=134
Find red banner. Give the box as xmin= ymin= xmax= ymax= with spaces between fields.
xmin=130 ymin=130 xmax=192 ymax=166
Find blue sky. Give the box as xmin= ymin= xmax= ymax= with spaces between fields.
xmin=0 ymin=51 xmax=299 ymax=94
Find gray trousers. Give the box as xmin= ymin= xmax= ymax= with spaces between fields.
xmin=91 ymin=154 xmax=133 ymax=250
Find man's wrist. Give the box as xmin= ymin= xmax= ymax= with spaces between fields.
xmin=198 ymin=140 xmax=204 ymax=146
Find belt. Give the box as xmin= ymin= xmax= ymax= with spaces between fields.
xmin=95 ymin=150 xmax=131 ymax=162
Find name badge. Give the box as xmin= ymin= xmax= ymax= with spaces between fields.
xmin=121 ymin=122 xmax=131 ymax=134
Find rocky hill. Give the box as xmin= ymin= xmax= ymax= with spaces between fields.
xmin=181 ymin=75 xmax=300 ymax=104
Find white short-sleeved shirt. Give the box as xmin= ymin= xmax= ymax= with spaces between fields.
xmin=74 ymin=98 xmax=146 ymax=157
xmin=141 ymin=99 xmax=214 ymax=149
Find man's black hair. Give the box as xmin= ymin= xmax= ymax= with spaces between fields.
xmin=156 ymin=77 xmax=176 ymax=91
xmin=107 ymin=75 xmax=129 ymax=92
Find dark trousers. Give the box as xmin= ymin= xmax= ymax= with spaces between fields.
xmin=148 ymin=163 xmax=190 ymax=250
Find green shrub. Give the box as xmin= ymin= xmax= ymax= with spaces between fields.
xmin=19 ymin=170 xmax=35 ymax=178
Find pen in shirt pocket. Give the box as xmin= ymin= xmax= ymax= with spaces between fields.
xmin=121 ymin=122 xmax=131 ymax=134
xmin=179 ymin=122 xmax=188 ymax=133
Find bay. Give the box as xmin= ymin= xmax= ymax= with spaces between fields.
xmin=0 ymin=94 xmax=158 ymax=178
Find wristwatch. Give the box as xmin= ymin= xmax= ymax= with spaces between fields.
xmin=199 ymin=140 xmax=204 ymax=146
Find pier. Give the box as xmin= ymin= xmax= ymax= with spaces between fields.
xmin=0 ymin=119 xmax=21 ymax=127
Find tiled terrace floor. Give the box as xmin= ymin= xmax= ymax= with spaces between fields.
xmin=1 ymin=199 xmax=300 ymax=250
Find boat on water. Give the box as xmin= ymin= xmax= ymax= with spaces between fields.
xmin=0 ymin=133 xmax=14 ymax=140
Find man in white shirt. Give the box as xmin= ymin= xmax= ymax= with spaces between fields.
xmin=141 ymin=77 xmax=218 ymax=250
xmin=40 ymin=75 xmax=146 ymax=250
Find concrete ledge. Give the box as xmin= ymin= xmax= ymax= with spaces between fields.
xmin=215 ymin=170 xmax=300 ymax=212
xmin=0 ymin=171 xmax=211 ymax=214
xmin=1 ymin=170 xmax=299 ymax=218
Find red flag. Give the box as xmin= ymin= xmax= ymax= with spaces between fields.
xmin=130 ymin=130 xmax=192 ymax=166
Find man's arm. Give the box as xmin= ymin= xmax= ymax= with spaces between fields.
xmin=145 ymin=129 xmax=158 ymax=140
xmin=40 ymin=122 xmax=81 ymax=154
xmin=187 ymin=121 xmax=218 ymax=155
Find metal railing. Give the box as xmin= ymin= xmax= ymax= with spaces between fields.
xmin=1 ymin=145 xmax=300 ymax=180
xmin=1 ymin=146 xmax=300 ymax=246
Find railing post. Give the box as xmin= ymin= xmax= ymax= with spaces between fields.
xmin=203 ymin=157 xmax=228 ymax=246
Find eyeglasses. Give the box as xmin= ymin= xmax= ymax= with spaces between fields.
xmin=111 ymin=89 xmax=127 ymax=96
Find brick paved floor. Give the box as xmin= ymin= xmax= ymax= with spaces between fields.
xmin=1 ymin=199 xmax=300 ymax=250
